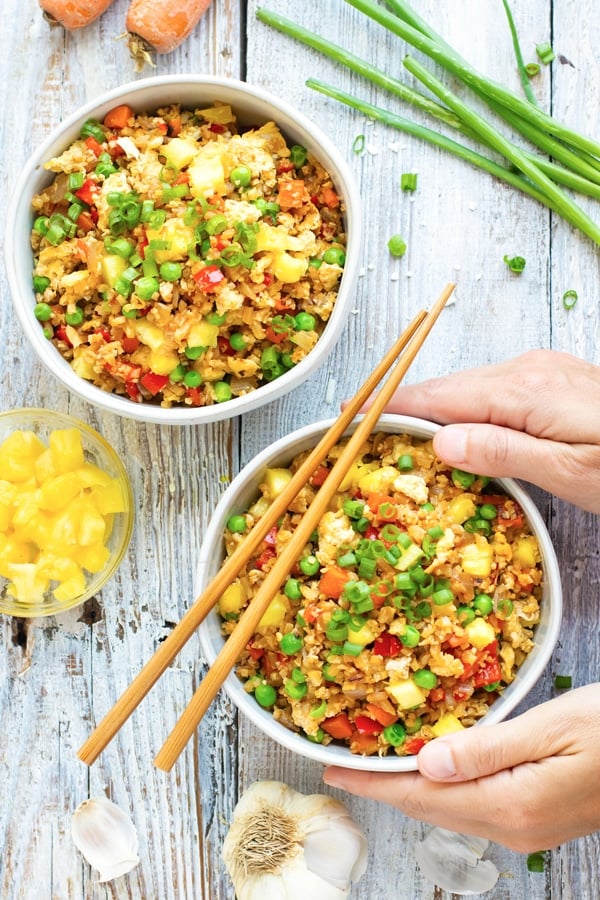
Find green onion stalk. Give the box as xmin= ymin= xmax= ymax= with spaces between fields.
xmin=257 ymin=2 xmax=600 ymax=244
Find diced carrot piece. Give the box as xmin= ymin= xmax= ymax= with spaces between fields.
xmin=321 ymin=713 xmax=353 ymax=740
xmin=364 ymin=703 xmax=399 ymax=727
xmin=103 ymin=105 xmax=135 ymax=130
xmin=321 ymin=186 xmax=340 ymax=209
xmin=350 ymin=730 xmax=380 ymax=755
xmin=277 ymin=179 xmax=308 ymax=210
xmin=318 ymin=566 xmax=352 ymax=599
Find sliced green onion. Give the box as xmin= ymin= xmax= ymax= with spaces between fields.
xmin=400 ymin=172 xmax=418 ymax=191
xmin=527 ymin=852 xmax=546 ymax=873
xmin=289 ymin=144 xmax=308 ymax=167
xmin=536 ymin=42 xmax=555 ymax=64
xmin=353 ymin=133 xmax=366 ymax=154
xmin=554 ymin=674 xmax=572 ymax=689
xmin=504 ymin=254 xmax=526 ymax=273
xmin=562 ymin=289 xmax=578 ymax=310
xmin=341 ymin=640 xmax=364 ymax=657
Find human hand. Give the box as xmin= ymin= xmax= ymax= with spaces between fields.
xmin=380 ymin=349 xmax=600 ymax=513
xmin=323 ymin=684 xmax=600 ymax=852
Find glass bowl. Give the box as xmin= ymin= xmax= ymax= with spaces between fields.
xmin=0 ymin=408 xmax=134 ymax=617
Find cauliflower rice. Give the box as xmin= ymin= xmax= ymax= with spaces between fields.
xmin=29 ymin=102 xmax=346 ymax=408
xmin=219 ymin=432 xmax=543 ymax=757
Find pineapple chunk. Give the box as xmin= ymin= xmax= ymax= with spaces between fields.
xmin=339 ymin=459 xmax=378 ymax=492
xmin=134 ymin=319 xmax=165 ymax=351
xmin=262 ymin=468 xmax=292 ymax=500
xmin=255 ymin=223 xmax=304 ymax=253
xmin=357 ymin=465 xmax=398 ymax=495
xmin=431 ymin=713 xmax=465 ymax=738
xmin=162 ymin=137 xmax=198 ymax=170
xmin=272 ymin=251 xmax=308 ymax=284
xmin=71 ymin=350 xmax=97 ymax=381
xmin=5 ymin=563 xmax=48 ymax=606
xmin=218 ymin=581 xmax=247 ymax=617
xmin=101 ymin=253 xmax=128 ymax=289
xmin=0 ymin=481 xmax=17 ymax=531
xmin=149 ymin=348 xmax=180 ymax=375
xmin=464 ymin=617 xmax=496 ymax=649
xmin=188 ymin=144 xmax=227 ymax=198
xmin=257 ymin=593 xmax=289 ymax=631
xmin=33 ymin=448 xmax=57 ymax=484
xmin=460 ymin=537 xmax=494 ymax=577
xmin=395 ymin=543 xmax=425 ymax=572
xmin=188 ymin=321 xmax=219 ymax=349
xmin=146 ymin=218 xmax=195 ymax=263
xmin=93 ymin=479 xmax=127 ymax=515
xmin=446 ymin=495 xmax=477 ymax=525
xmin=49 ymin=429 xmax=85 ymax=474
xmin=75 ymin=542 xmax=111 ymax=573
xmin=386 ymin=678 xmax=427 ymax=710
xmin=346 ymin=620 xmax=378 ymax=647
xmin=53 ymin=568 xmax=86 ymax=603
xmin=0 ymin=430 xmax=45 ymax=482
xmin=196 ymin=104 xmax=234 ymax=124
xmin=38 ymin=471 xmax=85 ymax=511
xmin=512 ymin=535 xmax=539 ymax=568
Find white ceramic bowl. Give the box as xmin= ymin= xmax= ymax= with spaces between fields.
xmin=5 ymin=75 xmax=361 ymax=425
xmin=197 ymin=415 xmax=562 ymax=771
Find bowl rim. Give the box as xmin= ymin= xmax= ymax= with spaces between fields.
xmin=4 ymin=75 xmax=362 ymax=425
xmin=0 ymin=406 xmax=134 ymax=617
xmin=196 ymin=413 xmax=563 ymax=771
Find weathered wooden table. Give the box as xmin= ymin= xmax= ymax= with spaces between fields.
xmin=1 ymin=1 xmax=599 ymax=897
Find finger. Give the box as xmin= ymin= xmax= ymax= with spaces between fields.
xmin=384 ymin=350 xmax=600 ymax=444
xmin=432 ymin=424 xmax=600 ymax=512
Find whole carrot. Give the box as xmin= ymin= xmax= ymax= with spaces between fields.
xmin=126 ymin=0 xmax=212 ymax=55
xmin=39 ymin=0 xmax=117 ymax=29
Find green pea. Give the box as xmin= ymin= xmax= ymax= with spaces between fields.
xmin=229 ymin=332 xmax=247 ymax=351
xmin=479 ymin=503 xmax=498 ymax=520
xmin=451 ymin=468 xmax=476 ymax=489
xmin=413 ymin=669 xmax=438 ymax=689
xmin=183 ymin=371 xmax=202 ymax=388
xmin=284 ymin=578 xmax=302 ymax=601
xmin=65 ymin=308 xmax=84 ymax=326
xmin=279 ymin=632 xmax=303 ymax=655
xmin=299 ymin=555 xmax=320 ymax=576
xmin=457 ymin=605 xmax=476 ymax=624
xmin=405 ymin=716 xmax=422 ymax=734
xmin=387 ymin=234 xmax=407 ymax=257
xmin=33 ymin=275 xmax=51 ymax=293
xmin=214 ymin=381 xmax=232 ymax=403
xmin=185 ymin=345 xmax=206 ymax=360
xmin=473 ymin=594 xmax=493 ymax=616
xmin=230 ymin=165 xmax=252 ymax=188
xmin=134 ymin=276 xmax=159 ymax=301
xmin=294 ymin=312 xmax=316 ymax=331
xmin=254 ymin=683 xmax=277 ymax=707
xmin=284 ymin=678 xmax=307 ymax=700
xmin=227 ymin=515 xmax=247 ymax=534
xmin=159 ymin=261 xmax=182 ymax=282
xmin=383 ymin=723 xmax=406 ymax=746
xmin=399 ymin=625 xmax=420 ymax=648
xmin=322 ymin=247 xmax=346 ymax=266
xmin=34 ymin=303 xmax=52 ymax=322
xmin=206 ymin=311 xmax=227 ymax=325
xmin=169 ymin=364 xmax=186 ymax=383
xmin=397 ymin=454 xmax=414 ymax=471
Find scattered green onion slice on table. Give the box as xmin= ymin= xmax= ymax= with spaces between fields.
xmin=400 ymin=172 xmax=418 ymax=191
xmin=387 ymin=234 xmax=407 ymax=257
xmin=536 ymin=42 xmax=555 ymax=64
xmin=504 ymin=254 xmax=527 ymax=273
xmin=554 ymin=674 xmax=572 ymax=689
xmin=562 ymin=289 xmax=578 ymax=310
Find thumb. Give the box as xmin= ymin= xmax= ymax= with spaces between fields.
xmin=417 ymin=714 xmax=550 ymax=783
xmin=433 ymin=423 xmax=571 ymax=496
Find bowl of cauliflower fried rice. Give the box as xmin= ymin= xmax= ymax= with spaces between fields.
xmin=5 ymin=76 xmax=361 ymax=424
xmin=197 ymin=415 xmax=562 ymax=771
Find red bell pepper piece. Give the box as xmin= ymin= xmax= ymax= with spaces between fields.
xmin=84 ymin=136 xmax=104 ymax=157
xmin=354 ymin=715 xmax=383 ymax=735
xmin=217 ymin=336 xmax=236 ymax=356
xmin=321 ymin=713 xmax=354 ymax=740
xmin=364 ymin=703 xmax=399 ymax=727
xmin=74 ymin=178 xmax=99 ymax=207
xmin=254 ymin=546 xmax=276 ymax=570
xmin=186 ymin=387 xmax=204 ymax=406
xmin=404 ymin=737 xmax=427 ymax=755
xmin=140 ymin=372 xmax=169 ymax=396
xmin=246 ymin=642 xmax=265 ymax=661
xmin=372 ymin=632 xmax=402 ymax=657
xmin=121 ymin=336 xmax=140 ymax=354
xmin=193 ymin=264 xmax=225 ymax=292
xmin=125 ymin=382 xmax=141 ymax=402
xmin=309 ymin=465 xmax=330 ymax=487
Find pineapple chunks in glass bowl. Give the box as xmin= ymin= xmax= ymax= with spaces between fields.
xmin=0 ymin=408 xmax=133 ymax=616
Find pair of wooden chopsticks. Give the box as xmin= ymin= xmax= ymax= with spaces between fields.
xmin=78 ymin=282 xmax=455 ymax=771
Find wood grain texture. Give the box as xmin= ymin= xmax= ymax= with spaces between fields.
xmin=1 ymin=1 xmax=599 ymax=898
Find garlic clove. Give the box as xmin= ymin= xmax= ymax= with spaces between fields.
xmin=415 ymin=827 xmax=499 ymax=895
xmin=303 ymin=814 xmax=368 ymax=890
xmin=71 ymin=796 xmax=139 ymax=883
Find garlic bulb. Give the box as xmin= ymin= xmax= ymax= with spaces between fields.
xmin=414 ymin=827 xmax=499 ymax=895
xmin=222 ymin=781 xmax=368 ymax=900
xmin=71 ymin=796 xmax=139 ymax=883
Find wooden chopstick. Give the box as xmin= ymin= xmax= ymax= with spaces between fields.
xmin=77 ymin=305 xmax=435 ymax=767
xmin=153 ymin=282 xmax=455 ymax=771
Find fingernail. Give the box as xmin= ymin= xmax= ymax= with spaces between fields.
xmin=323 ymin=768 xmax=345 ymax=789
xmin=418 ymin=741 xmax=457 ymax=779
xmin=435 ymin=425 xmax=469 ymax=465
